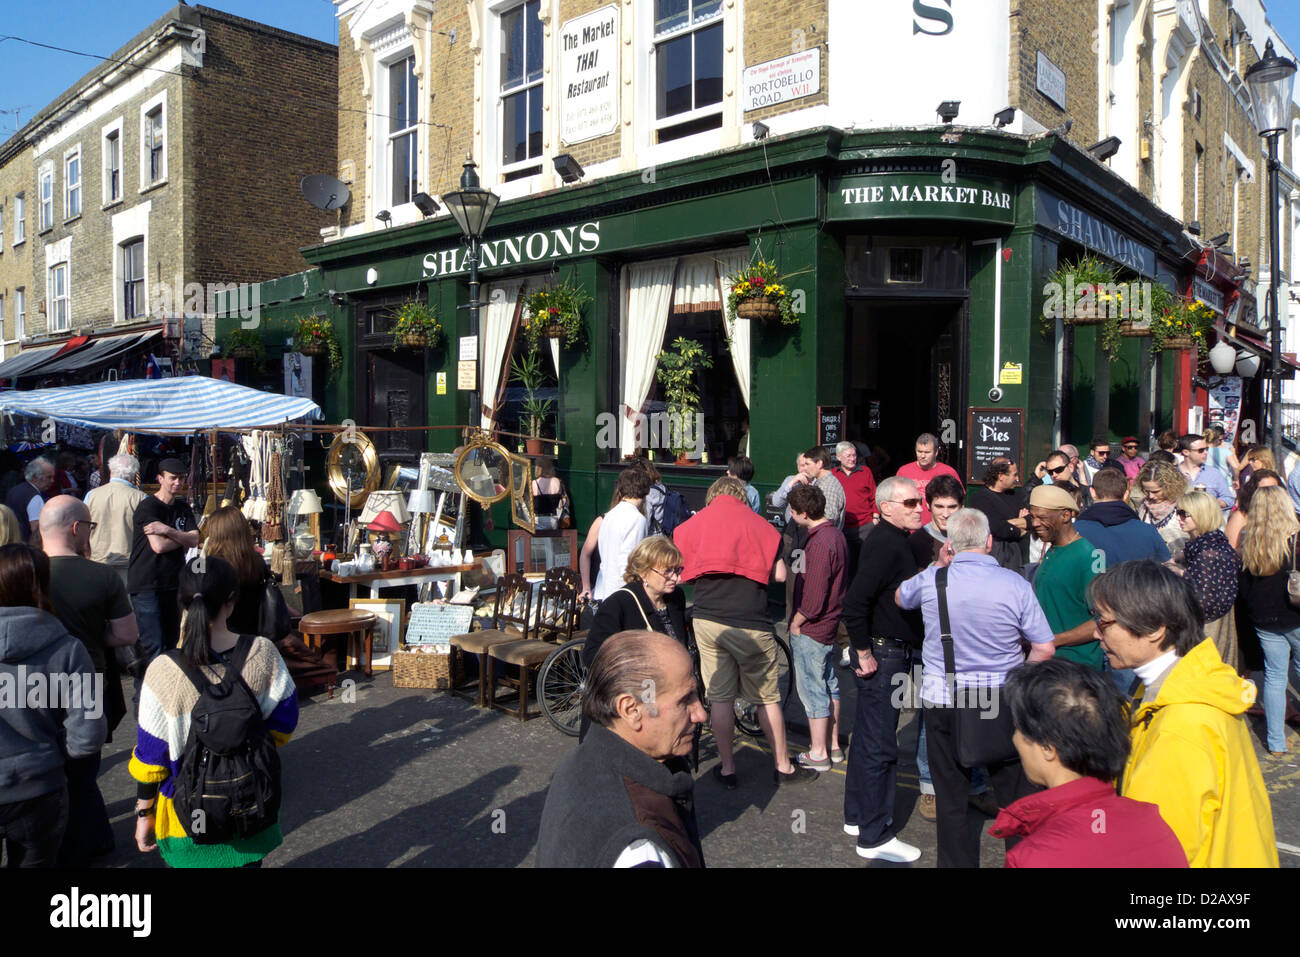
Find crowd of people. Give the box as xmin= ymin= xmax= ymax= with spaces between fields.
xmin=542 ymin=427 xmax=1291 ymax=868
xmin=0 ymin=451 xmax=297 ymax=868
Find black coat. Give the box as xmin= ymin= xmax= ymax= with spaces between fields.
xmin=582 ymin=581 xmax=688 ymax=669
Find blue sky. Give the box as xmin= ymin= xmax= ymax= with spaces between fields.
xmin=0 ymin=1 xmax=339 ymax=140
xmin=3 ymin=1 xmax=1300 ymax=142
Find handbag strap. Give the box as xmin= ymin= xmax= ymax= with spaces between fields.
xmin=936 ymin=566 xmax=957 ymax=681
xmin=614 ymin=586 xmax=655 ymax=631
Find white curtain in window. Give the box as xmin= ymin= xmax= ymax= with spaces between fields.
xmin=717 ymin=248 xmax=752 ymax=414
xmin=620 ymin=258 xmax=677 ymax=457
xmin=674 ymin=253 xmax=722 ymax=312
xmin=481 ymin=279 xmax=523 ymax=431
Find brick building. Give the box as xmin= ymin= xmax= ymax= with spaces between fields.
xmin=227 ymin=0 xmax=1300 ymax=536
xmin=0 ymin=4 xmax=337 ymax=383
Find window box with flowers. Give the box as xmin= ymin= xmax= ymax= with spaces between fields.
xmin=389 ymin=299 xmax=443 ymax=350
xmin=293 ymin=314 xmax=343 ymax=373
xmin=725 ymin=260 xmax=802 ymax=326
xmin=1150 ymin=298 xmax=1214 ymax=355
xmin=522 ymin=277 xmax=590 ymax=353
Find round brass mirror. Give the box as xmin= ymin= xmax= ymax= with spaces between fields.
xmin=454 ymin=434 xmax=512 ymax=504
xmin=327 ymin=429 xmax=380 ymax=508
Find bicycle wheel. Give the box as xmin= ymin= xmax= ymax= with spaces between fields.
xmin=537 ymin=637 xmax=587 ymax=736
xmin=735 ymin=635 xmax=793 ymax=737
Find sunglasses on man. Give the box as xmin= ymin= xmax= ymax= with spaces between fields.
xmin=886 ymin=497 xmax=923 ymax=509
xmin=1048 ymin=464 xmax=1069 ymax=477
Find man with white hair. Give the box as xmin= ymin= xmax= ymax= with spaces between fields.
xmin=840 ymin=474 xmax=926 ymax=861
xmin=85 ymin=453 xmax=148 ymax=589
xmin=4 ymin=457 xmax=55 ymax=542
xmin=832 ymin=440 xmax=877 ymax=547
xmin=896 ymin=508 xmax=1056 ymax=867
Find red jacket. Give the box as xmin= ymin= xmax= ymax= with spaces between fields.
xmin=674 ymin=494 xmax=780 ymax=587
xmin=833 ymin=466 xmax=877 ymax=528
xmin=989 ymin=776 xmax=1187 ymax=868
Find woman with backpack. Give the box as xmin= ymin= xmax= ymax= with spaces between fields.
xmin=131 ymin=555 xmax=298 ymax=867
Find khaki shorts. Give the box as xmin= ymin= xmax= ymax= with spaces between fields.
xmin=693 ymin=618 xmax=782 ymax=705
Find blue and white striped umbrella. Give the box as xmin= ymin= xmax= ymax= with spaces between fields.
xmin=0 ymin=378 xmax=322 ymax=433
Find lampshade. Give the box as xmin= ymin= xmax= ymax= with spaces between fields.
xmin=1209 ymin=341 xmax=1237 ymax=375
xmin=367 ymin=509 xmax=403 ymax=534
xmin=289 ymin=489 xmax=323 ymax=515
xmin=1246 ymin=39 xmax=1298 ymax=136
xmin=1236 ymin=351 xmax=1261 ymax=378
xmin=407 ymin=490 xmax=435 ymax=514
xmin=358 ymin=490 xmax=411 ymax=525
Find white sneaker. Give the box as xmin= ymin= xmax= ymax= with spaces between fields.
xmin=855 ymin=836 xmax=921 ymax=863
xmin=843 ymin=823 xmax=859 ymax=837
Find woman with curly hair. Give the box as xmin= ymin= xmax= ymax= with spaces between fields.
xmin=1135 ymin=459 xmax=1189 ymax=552
xmin=1238 ymin=487 xmax=1300 ymax=756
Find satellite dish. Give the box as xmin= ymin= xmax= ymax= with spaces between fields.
xmin=301 ymin=174 xmax=351 ymax=211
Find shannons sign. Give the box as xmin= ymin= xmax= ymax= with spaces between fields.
xmin=421 ymin=222 xmax=601 ymax=277
xmin=1036 ymin=189 xmax=1156 ymax=277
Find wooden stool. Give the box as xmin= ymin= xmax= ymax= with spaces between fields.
xmin=300 ymin=609 xmax=377 ymax=682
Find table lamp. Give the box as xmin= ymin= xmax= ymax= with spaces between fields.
xmin=367 ymin=509 xmax=403 ymax=571
xmin=289 ymin=489 xmax=324 ymax=554
xmin=407 ymin=490 xmax=435 ymax=556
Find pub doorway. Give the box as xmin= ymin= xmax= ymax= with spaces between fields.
xmin=844 ymin=299 xmax=966 ymax=480
xmin=354 ymin=296 xmax=430 ymax=471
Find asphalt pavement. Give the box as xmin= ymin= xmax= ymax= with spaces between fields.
xmin=93 ymin=660 xmax=1300 ymax=868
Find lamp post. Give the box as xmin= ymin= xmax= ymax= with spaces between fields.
xmin=1245 ymin=38 xmax=1297 ymax=466
xmin=440 ymin=154 xmax=501 ymax=433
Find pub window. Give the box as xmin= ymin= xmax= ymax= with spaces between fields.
xmin=387 ymin=54 xmax=418 ymax=206
xmin=654 ymin=0 xmax=724 ymax=143
xmin=500 ymin=0 xmax=543 ymax=180
xmin=888 ymin=248 xmax=924 ymax=283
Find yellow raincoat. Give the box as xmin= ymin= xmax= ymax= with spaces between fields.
xmin=1121 ymin=638 xmax=1278 ymax=867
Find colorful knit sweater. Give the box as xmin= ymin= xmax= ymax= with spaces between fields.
xmin=130 ymin=637 xmax=298 ymax=868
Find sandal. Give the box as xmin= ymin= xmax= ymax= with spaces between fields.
xmin=711 ymin=765 xmax=738 ymax=790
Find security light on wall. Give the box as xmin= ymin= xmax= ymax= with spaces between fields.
xmin=1053 ymin=119 xmax=1073 ymax=136
xmin=1209 ymin=231 xmax=1231 ymax=247
xmin=993 ymin=107 xmax=1015 ymax=128
xmin=1088 ymin=136 xmax=1121 ymax=161
xmin=1187 ymin=220 xmax=1202 ymax=235
xmin=375 ymin=209 xmax=392 ymax=227
xmin=936 ymin=101 xmax=960 ymax=123
xmin=412 ymin=192 xmax=440 ymax=216
xmin=752 ymin=120 xmax=770 ymax=140
xmin=553 ymin=154 xmax=585 ymax=183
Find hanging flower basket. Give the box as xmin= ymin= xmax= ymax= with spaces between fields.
xmin=522 ymin=278 xmax=591 ymax=353
xmin=389 ymin=299 xmax=443 ymax=351
xmin=230 ymin=346 xmax=257 ymax=360
xmin=300 ymin=340 xmax=328 ymax=357
xmin=1163 ymin=336 xmax=1195 ymax=350
xmin=1150 ymin=298 xmax=1213 ymax=357
xmin=292 ymin=314 xmax=343 ymax=373
xmin=544 ymin=321 xmax=567 ymax=339
xmin=736 ymin=298 xmax=782 ymax=322
xmin=400 ymin=332 xmax=428 ymax=349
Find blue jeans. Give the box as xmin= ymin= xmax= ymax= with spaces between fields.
xmin=1256 ymin=625 xmax=1300 ymax=752
xmin=844 ymin=643 xmax=910 ymax=848
xmin=916 ymin=712 xmax=987 ymax=796
xmin=791 ymin=633 xmax=839 ymax=720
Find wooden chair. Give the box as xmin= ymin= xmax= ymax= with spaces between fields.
xmin=487 ymin=579 xmax=578 ymax=721
xmin=448 ymin=573 xmax=532 ymax=708
xmin=544 ymin=567 xmax=581 ymax=592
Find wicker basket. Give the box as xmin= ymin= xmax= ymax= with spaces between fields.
xmin=736 ymin=298 xmax=781 ymax=322
xmin=230 ymin=346 xmax=257 ymax=359
xmin=300 ymin=340 xmax=328 ymax=357
xmin=393 ymin=646 xmax=458 ymax=689
xmin=544 ymin=321 xmax=567 ymax=339
xmin=1118 ymin=321 xmax=1152 ymax=337
xmin=400 ymin=332 xmax=428 ymax=349
xmin=1163 ymin=336 xmax=1194 ymax=350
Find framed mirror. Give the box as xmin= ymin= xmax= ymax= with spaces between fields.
xmin=453 ymin=434 xmax=511 ymax=504
xmin=327 ymin=429 xmax=380 ymax=508
xmin=508 ymin=453 xmax=535 ymax=532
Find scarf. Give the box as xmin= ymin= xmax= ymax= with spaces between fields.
xmin=675 ymin=495 xmax=780 ymax=586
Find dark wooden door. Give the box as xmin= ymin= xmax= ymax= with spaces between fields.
xmin=367 ymin=348 xmax=426 ymax=465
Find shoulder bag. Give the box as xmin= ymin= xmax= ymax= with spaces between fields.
xmin=1287 ymin=534 xmax=1300 ymax=607
xmin=935 ymin=566 xmax=1019 ymax=766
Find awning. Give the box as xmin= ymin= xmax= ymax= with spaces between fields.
xmin=0 ymin=340 xmax=88 ymax=381
xmin=40 ymin=330 xmax=160 ymax=375
xmin=0 ymin=378 xmax=322 ymax=432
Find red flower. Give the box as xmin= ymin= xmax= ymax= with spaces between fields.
xmin=549 ymin=307 xmax=559 ymax=315
xmin=753 ymin=276 xmax=765 ymax=286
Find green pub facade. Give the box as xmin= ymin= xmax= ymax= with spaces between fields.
xmin=222 ymin=127 xmax=1193 ymax=538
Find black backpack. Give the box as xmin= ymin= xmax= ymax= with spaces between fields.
xmin=167 ymin=636 xmax=282 ymax=845
xmin=652 ymin=487 xmax=693 ymax=538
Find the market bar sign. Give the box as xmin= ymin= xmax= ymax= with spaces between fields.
xmin=421 ymin=221 xmax=602 ymax=277
xmin=828 ymin=173 xmax=1015 ymax=225
xmin=1036 ymin=188 xmax=1156 ymax=278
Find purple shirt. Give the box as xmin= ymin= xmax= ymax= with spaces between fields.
xmin=897 ymin=551 xmax=1055 ymax=704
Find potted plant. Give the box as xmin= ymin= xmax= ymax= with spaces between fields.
xmin=1118 ymin=281 xmax=1175 ymax=338
xmin=1151 ymin=297 xmax=1214 ymax=356
xmin=293 ymin=313 xmax=343 ymax=373
xmin=510 ymin=351 xmax=554 ymax=455
xmin=224 ymin=328 xmax=264 ymax=362
xmin=655 ymin=337 xmax=713 ymax=464
xmin=522 ymin=277 xmax=591 ymax=353
xmin=725 ymin=259 xmax=804 ymax=326
xmin=389 ymin=299 xmax=443 ymax=350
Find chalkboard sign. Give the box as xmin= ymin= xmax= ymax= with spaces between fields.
xmin=966 ymin=407 xmax=1025 ymax=485
xmin=818 ymin=406 xmax=846 ymax=448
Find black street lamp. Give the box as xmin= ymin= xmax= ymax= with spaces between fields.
xmin=1245 ymin=38 xmax=1297 ymax=465
xmin=441 ymin=154 xmax=501 ymax=432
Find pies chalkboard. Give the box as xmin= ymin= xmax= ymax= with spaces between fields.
xmin=966 ymin=407 xmax=1024 ymax=485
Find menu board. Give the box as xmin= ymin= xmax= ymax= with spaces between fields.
xmin=817 ymin=406 xmax=846 ymax=448
xmin=966 ymin=407 xmax=1024 ymax=485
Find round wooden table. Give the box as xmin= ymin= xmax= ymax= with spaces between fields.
xmin=299 ymin=609 xmax=378 ymax=681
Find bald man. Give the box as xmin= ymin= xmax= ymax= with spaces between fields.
xmin=41 ymin=495 xmax=139 ymax=864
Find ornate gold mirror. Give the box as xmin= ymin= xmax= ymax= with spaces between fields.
xmin=453 ymin=433 xmax=512 ymax=505
xmin=326 ymin=429 xmax=380 ymax=508
xmin=508 ymin=453 xmax=536 ymax=532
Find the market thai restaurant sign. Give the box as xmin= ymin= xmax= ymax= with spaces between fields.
xmin=421 ymin=221 xmax=602 ymax=277
xmin=828 ymin=174 xmax=1015 ymax=225
xmin=743 ymin=49 xmax=820 ymax=112
xmin=1036 ymin=188 xmax=1156 ymax=277
xmin=1193 ymin=276 xmax=1226 ymax=313
xmin=559 ymin=5 xmax=619 ymax=145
